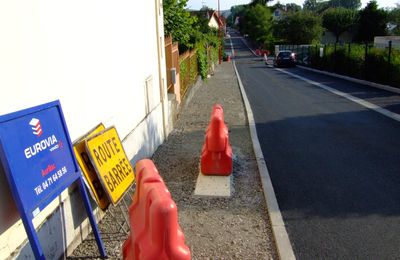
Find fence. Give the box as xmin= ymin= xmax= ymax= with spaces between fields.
xmin=277 ymin=41 xmax=400 ymax=88
xmin=165 ymin=36 xmax=179 ymax=93
xmin=163 ymin=39 xmax=219 ymax=101
xmin=179 ymin=50 xmax=198 ymax=98
xmin=278 ymin=45 xmax=311 ymax=66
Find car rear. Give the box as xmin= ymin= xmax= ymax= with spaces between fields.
xmin=275 ymin=51 xmax=296 ymax=67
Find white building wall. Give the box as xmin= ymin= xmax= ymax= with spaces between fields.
xmin=0 ymin=0 xmax=169 ymax=259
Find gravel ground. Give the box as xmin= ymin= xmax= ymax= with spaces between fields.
xmin=68 ymin=47 xmax=278 ymax=259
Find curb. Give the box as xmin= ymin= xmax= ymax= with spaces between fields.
xmin=297 ymin=66 xmax=400 ymax=95
xmin=232 ymin=58 xmax=296 ymax=260
xmin=231 ymin=33 xmax=296 ymax=260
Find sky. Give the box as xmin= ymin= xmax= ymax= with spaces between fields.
xmin=186 ymin=0 xmax=400 ymax=10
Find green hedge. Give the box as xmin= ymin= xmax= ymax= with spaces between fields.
xmin=309 ymin=44 xmax=400 ymax=88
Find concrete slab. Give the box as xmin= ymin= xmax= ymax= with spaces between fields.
xmin=194 ymin=172 xmax=232 ymax=197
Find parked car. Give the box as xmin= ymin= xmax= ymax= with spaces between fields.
xmin=274 ymin=50 xmax=296 ymax=67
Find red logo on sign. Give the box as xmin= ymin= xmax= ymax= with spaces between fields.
xmin=41 ymin=164 xmax=56 ymax=177
xmin=29 ymin=118 xmax=43 ymax=137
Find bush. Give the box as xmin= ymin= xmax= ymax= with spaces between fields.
xmin=309 ymin=43 xmax=400 ymax=88
xmin=196 ymin=42 xmax=208 ymax=79
xmin=195 ymin=33 xmax=220 ymax=79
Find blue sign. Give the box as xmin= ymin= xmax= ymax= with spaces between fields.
xmin=0 ymin=101 xmax=105 ymax=259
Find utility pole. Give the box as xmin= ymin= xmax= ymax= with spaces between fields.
xmin=218 ymin=0 xmax=222 ymax=64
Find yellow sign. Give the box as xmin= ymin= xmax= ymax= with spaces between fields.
xmin=86 ymin=127 xmax=135 ymax=205
xmin=73 ymin=123 xmax=110 ymax=210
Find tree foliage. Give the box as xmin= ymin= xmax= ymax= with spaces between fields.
xmin=271 ymin=2 xmax=302 ymax=12
xmin=271 ymin=1 xmax=285 ymax=11
xmin=303 ymin=0 xmax=318 ymax=12
xmin=329 ymin=0 xmax=361 ymax=10
xmin=286 ymin=3 xmax=302 ymax=12
xmin=250 ymin=0 xmax=272 ymax=6
xmin=227 ymin=5 xmax=246 ymax=27
xmin=303 ymin=0 xmax=330 ymax=13
xmin=163 ymin=0 xmax=197 ymax=50
xmin=273 ymin=11 xmax=323 ymax=44
xmin=304 ymin=0 xmax=360 ymax=13
xmin=239 ymin=4 xmax=274 ymax=44
xmin=388 ymin=5 xmax=400 ymax=35
xmin=356 ymin=1 xmax=387 ymax=42
xmin=322 ymin=7 xmax=358 ymax=42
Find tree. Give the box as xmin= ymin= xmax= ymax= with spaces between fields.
xmin=227 ymin=5 xmax=246 ymax=27
xmin=163 ymin=0 xmax=197 ymax=50
xmin=388 ymin=4 xmax=400 ymax=35
xmin=322 ymin=8 xmax=358 ymax=43
xmin=271 ymin=1 xmax=285 ymax=11
xmin=303 ymin=0 xmax=330 ymax=13
xmin=273 ymin=11 xmax=323 ymax=44
xmin=303 ymin=0 xmax=318 ymax=11
xmin=240 ymin=4 xmax=274 ymax=44
xmin=270 ymin=1 xmax=301 ymax=12
xmin=329 ymin=0 xmax=361 ymax=10
xmin=250 ymin=0 xmax=272 ymax=6
xmin=356 ymin=1 xmax=387 ymax=42
xmin=286 ymin=3 xmax=302 ymax=12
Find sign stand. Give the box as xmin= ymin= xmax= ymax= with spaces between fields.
xmin=0 ymin=101 xmax=106 ymax=259
xmin=77 ymin=177 xmax=106 ymax=257
xmin=84 ymin=126 xmax=137 ymax=241
xmin=108 ymin=207 xmax=129 ymax=234
xmin=119 ymin=204 xmax=130 ymax=230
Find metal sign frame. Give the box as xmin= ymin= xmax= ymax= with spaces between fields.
xmin=73 ymin=123 xmax=110 ymax=211
xmin=0 ymin=100 xmax=106 ymax=259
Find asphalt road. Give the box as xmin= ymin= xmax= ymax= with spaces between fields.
xmin=230 ymin=32 xmax=400 ymax=259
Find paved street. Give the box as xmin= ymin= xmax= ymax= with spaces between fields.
xmin=231 ymin=31 xmax=400 ymax=259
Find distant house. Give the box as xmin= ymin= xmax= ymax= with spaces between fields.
xmin=387 ymin=22 xmax=397 ymax=33
xmin=207 ymin=11 xmax=221 ymax=29
xmin=191 ymin=10 xmax=226 ymax=33
xmin=272 ymin=8 xmax=286 ymax=21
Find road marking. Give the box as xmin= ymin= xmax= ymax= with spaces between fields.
xmin=276 ymin=68 xmax=400 ymax=123
xmin=298 ymin=65 xmax=400 ymax=95
xmin=230 ymin=36 xmax=296 ymax=260
xmin=236 ymin=33 xmax=400 ymax=123
xmin=239 ymin=37 xmax=258 ymax=56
